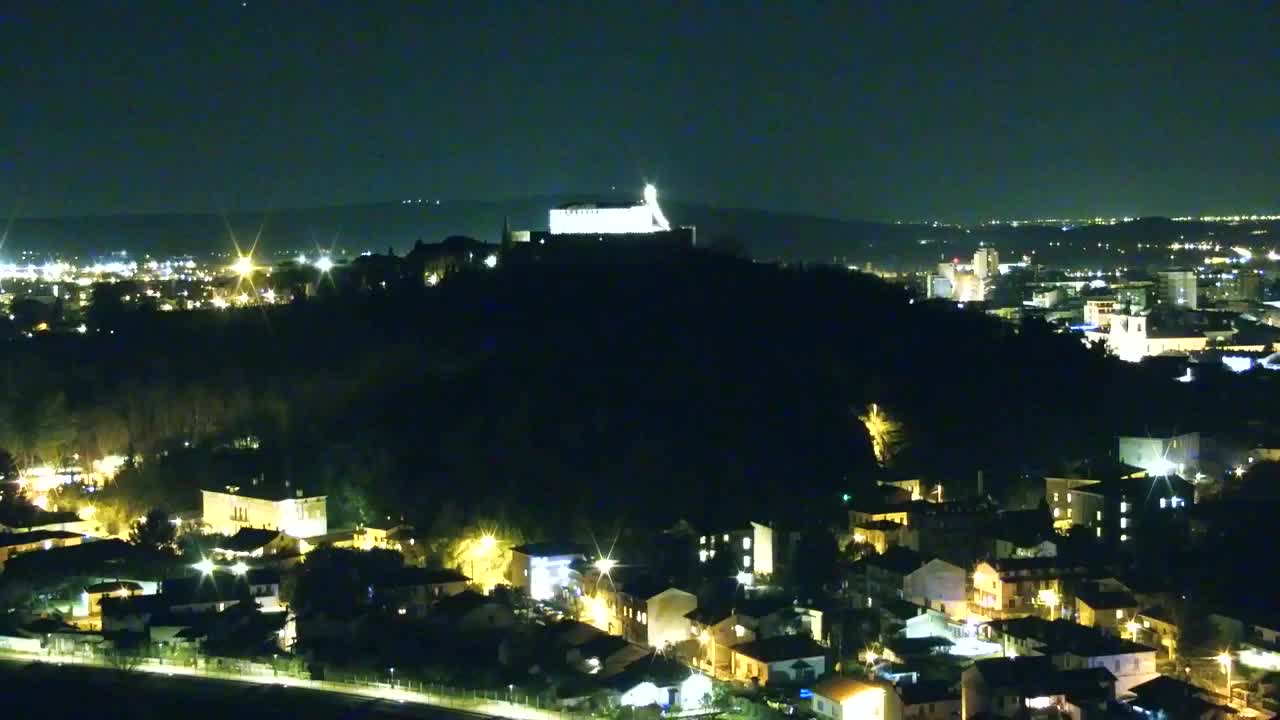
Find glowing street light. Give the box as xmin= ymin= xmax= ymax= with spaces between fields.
xmin=314 ymin=256 xmax=334 ymax=273
xmin=231 ymin=255 xmax=256 ymax=277
xmin=483 ymin=253 xmax=499 ymax=269
xmin=231 ymin=561 xmax=249 ymax=576
xmin=594 ymin=557 xmax=618 ymax=574
xmin=1218 ymin=651 xmax=1234 ymax=705
xmin=1125 ymin=619 xmax=1142 ymax=640
xmin=193 ymin=558 xmax=216 ymax=575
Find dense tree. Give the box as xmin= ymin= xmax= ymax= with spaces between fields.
xmin=129 ymin=508 xmax=177 ymax=553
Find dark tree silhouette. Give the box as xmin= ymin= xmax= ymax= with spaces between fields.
xmin=129 ymin=508 xmax=177 ymax=553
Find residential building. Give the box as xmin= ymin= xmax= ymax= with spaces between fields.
xmin=973 ymin=247 xmax=999 ymax=282
xmin=1117 ymin=431 xmax=1201 ymax=477
xmin=812 ymin=675 xmax=902 ymax=720
xmin=1135 ymin=606 xmax=1180 ymax=660
xmin=1074 ymin=584 xmax=1139 ymax=634
xmin=212 ymin=528 xmax=299 ymax=559
xmin=970 ymin=557 xmax=1089 ymax=620
xmin=728 ymin=635 xmax=827 ymax=685
xmin=429 ymin=590 xmax=515 ymax=633
xmin=201 ymin=481 xmax=327 ymax=538
xmin=983 ymin=617 xmax=1158 ymax=695
xmin=898 ymin=681 xmax=960 ymax=720
xmin=507 ymin=542 xmax=587 ymax=601
xmin=960 ymin=656 xmax=1116 ymax=720
xmin=0 ymin=529 xmax=84 ymax=568
xmin=83 ymin=581 xmax=143 ymax=616
xmin=1084 ymin=297 xmax=1117 ymax=330
xmin=685 ymin=604 xmax=757 ymax=678
xmin=697 ymin=521 xmax=779 ymax=583
xmin=1156 ymin=269 xmax=1198 ymax=309
xmin=854 ymin=520 xmax=908 ymax=554
xmin=1128 ymin=675 xmax=1236 ymax=720
xmin=1046 ymin=459 xmax=1194 ymax=547
xmin=604 ymin=577 xmax=697 ymax=650
xmin=372 ymin=567 xmax=469 ymax=618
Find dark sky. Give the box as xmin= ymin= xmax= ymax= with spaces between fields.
xmin=2 ymin=1 xmax=1277 ymax=222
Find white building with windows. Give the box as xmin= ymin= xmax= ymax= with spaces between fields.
xmin=549 ymin=184 xmax=671 ymax=235
xmin=201 ymin=483 xmax=327 ymax=539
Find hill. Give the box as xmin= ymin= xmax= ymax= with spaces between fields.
xmin=12 ymin=199 xmax=1278 ymax=267
xmin=0 ymin=253 xmax=1212 ymax=538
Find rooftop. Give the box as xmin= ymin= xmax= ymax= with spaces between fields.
xmin=376 ymin=567 xmax=469 ymax=588
xmin=202 ymin=481 xmax=323 ymax=502
xmin=812 ymin=675 xmax=887 ymax=703
xmin=897 ymin=681 xmax=958 ymax=706
xmin=511 ymin=541 xmax=587 ymax=558
xmin=987 ymin=617 xmax=1154 ymax=657
xmin=731 ymin=634 xmax=825 ymax=663
xmin=0 ymin=529 xmax=82 ymax=548
xmin=85 ymin=581 xmax=142 ymax=594
xmin=863 ymin=546 xmax=931 ymax=575
xmin=215 ymin=528 xmax=283 ymax=553
xmin=1129 ymin=675 xmax=1236 ymax=717
xmin=1075 ymin=584 xmax=1138 ymax=610
xmin=971 ymin=656 xmax=1116 ymax=698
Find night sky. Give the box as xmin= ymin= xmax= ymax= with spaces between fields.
xmin=3 ymin=1 xmax=1277 ymax=222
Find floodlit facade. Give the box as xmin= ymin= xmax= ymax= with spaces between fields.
xmin=200 ymin=487 xmax=327 ymax=538
xmin=1104 ymin=312 xmax=1208 ymax=362
xmin=549 ymin=184 xmax=671 ymax=235
xmin=1083 ymin=297 xmax=1117 ymax=329
xmin=812 ymin=675 xmax=902 ymax=720
xmin=1117 ymin=432 xmax=1199 ymax=477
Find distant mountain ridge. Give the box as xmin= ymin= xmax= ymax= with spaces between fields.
xmin=6 ymin=199 xmax=1278 ymax=267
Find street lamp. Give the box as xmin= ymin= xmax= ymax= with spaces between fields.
xmin=1125 ymin=619 xmax=1142 ymax=641
xmin=231 ymin=561 xmax=249 ymax=576
xmin=389 ymin=667 xmax=395 ymax=687
xmin=193 ymin=558 xmax=216 ymax=575
xmin=231 ymin=255 xmax=255 ymax=278
xmin=1217 ymin=652 xmax=1233 ymax=706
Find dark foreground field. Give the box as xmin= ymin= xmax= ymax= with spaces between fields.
xmin=0 ymin=658 xmax=486 ymax=720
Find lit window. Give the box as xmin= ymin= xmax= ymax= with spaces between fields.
xmin=640 ymin=612 xmax=647 ymax=624
xmin=1121 ymin=534 xmax=1128 ymax=542
xmin=1096 ymin=511 xmax=1102 ymax=521
xmin=1066 ymin=492 xmax=1072 ymax=502
xmin=1120 ymin=501 xmax=1129 ymax=513
xmin=1053 ymin=507 xmax=1060 ymax=518
xmin=1096 ymin=527 xmax=1102 ymax=538
xmin=742 ymin=537 xmax=751 ymax=550
xmin=1116 ymin=609 xmax=1125 ymax=619
xmin=700 ymin=536 xmax=706 ymax=545
xmin=723 ymin=534 xmax=729 ymax=542
xmin=1159 ymin=498 xmax=1167 ymax=509
xmin=1067 ymin=508 xmax=1073 ymax=518
xmin=709 ymin=550 xmax=716 ymax=559
xmin=1053 ymin=492 xmax=1059 ymax=502
xmin=743 ymin=555 xmax=752 ymax=568
xmin=699 ymin=549 xmax=708 ymax=563
xmin=1120 ymin=518 xmax=1128 ymax=529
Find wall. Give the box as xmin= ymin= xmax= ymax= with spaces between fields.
xmin=201 ymin=490 xmax=327 ymax=538
xmin=905 ymin=559 xmax=967 ymax=619
xmin=647 ymin=589 xmax=697 ymax=649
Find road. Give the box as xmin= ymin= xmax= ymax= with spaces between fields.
xmin=0 ymin=652 xmax=577 ymax=720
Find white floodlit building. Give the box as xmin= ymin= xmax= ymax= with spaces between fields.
xmin=201 ymin=483 xmax=327 ymax=539
xmin=549 ymin=184 xmax=672 ymax=235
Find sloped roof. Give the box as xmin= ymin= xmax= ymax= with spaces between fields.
xmin=731 ymin=634 xmax=825 ymax=663
xmin=216 ymin=528 xmax=282 ymax=552
xmin=812 ymin=675 xmax=885 ymax=703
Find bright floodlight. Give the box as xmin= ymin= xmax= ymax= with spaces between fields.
xmin=1217 ymin=652 xmax=1233 ymax=667
xmin=594 ymin=558 xmax=617 ymax=574
xmin=478 ymin=533 xmax=497 ymax=551
xmin=231 ymin=255 xmax=255 ymax=277
xmin=193 ymin=558 xmax=216 ymax=575
xmin=295 ymin=253 xmax=307 ymax=265
xmin=643 ymin=184 xmax=658 ymax=206
xmin=231 ymin=561 xmax=249 ymax=576
xmin=314 ymin=256 xmax=334 ymax=273
xmin=483 ymin=253 xmax=498 ymax=269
